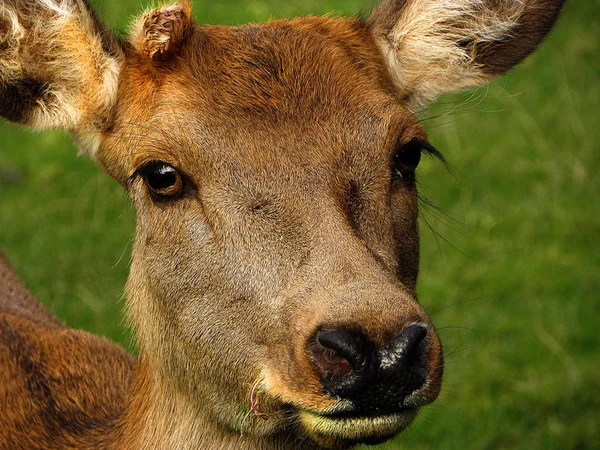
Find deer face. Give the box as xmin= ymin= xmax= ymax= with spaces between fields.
xmin=99 ymin=18 xmax=443 ymax=446
xmin=0 ymin=0 xmax=564 ymax=447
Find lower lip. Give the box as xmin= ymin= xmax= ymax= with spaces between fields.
xmin=299 ymin=408 xmax=419 ymax=444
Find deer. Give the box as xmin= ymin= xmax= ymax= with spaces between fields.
xmin=0 ymin=0 xmax=564 ymax=448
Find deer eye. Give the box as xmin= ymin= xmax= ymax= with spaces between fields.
xmin=393 ymin=139 xmax=423 ymax=180
xmin=392 ymin=138 xmax=445 ymax=180
xmin=140 ymin=161 xmax=184 ymax=200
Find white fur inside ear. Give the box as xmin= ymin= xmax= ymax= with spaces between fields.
xmin=372 ymin=0 xmax=526 ymax=106
xmin=0 ymin=0 xmax=123 ymax=158
xmin=0 ymin=5 xmax=25 ymax=76
xmin=0 ymin=4 xmax=24 ymax=41
xmin=38 ymin=0 xmax=72 ymax=16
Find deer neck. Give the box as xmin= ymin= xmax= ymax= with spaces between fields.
xmin=119 ymin=359 xmax=317 ymax=450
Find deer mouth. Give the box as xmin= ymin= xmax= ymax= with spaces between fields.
xmin=298 ymin=407 xmax=418 ymax=448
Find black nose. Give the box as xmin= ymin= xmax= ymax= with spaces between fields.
xmin=309 ymin=324 xmax=430 ymax=414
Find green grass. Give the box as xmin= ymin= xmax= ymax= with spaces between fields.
xmin=0 ymin=1 xmax=598 ymax=449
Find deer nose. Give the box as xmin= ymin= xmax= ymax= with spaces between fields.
xmin=309 ymin=324 xmax=430 ymax=413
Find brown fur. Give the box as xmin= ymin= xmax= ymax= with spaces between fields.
xmin=0 ymin=252 xmax=62 ymax=330
xmin=0 ymin=256 xmax=134 ymax=450
xmin=0 ymin=1 xmax=564 ymax=449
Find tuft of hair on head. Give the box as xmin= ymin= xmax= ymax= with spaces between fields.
xmin=130 ymin=1 xmax=193 ymax=62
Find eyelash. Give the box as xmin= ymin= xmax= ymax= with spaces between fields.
xmin=392 ymin=138 xmax=445 ymax=180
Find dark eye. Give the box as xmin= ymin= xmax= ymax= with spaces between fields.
xmin=393 ymin=139 xmax=423 ymax=180
xmin=140 ymin=161 xmax=184 ymax=200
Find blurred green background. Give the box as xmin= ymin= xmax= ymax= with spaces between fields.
xmin=0 ymin=1 xmax=597 ymax=449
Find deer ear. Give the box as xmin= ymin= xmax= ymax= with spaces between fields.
xmin=130 ymin=1 xmax=193 ymax=61
xmin=0 ymin=0 xmax=122 ymax=157
xmin=368 ymin=0 xmax=565 ymax=107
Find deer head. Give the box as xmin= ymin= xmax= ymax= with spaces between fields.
xmin=0 ymin=0 xmax=564 ymax=448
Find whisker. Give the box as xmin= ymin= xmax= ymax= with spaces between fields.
xmin=431 ymin=298 xmax=482 ymax=315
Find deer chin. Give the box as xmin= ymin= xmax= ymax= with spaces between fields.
xmin=253 ymin=367 xmax=416 ymax=447
xmin=252 ymin=378 xmax=418 ymax=448
xmin=298 ymin=408 xmax=419 ymax=449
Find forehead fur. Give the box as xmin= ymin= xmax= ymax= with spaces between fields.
xmin=101 ymin=16 xmax=418 ymax=179
xmin=129 ymin=16 xmax=393 ymax=117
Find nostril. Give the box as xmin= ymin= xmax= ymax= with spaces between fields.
xmin=309 ymin=328 xmax=377 ymax=397
xmin=313 ymin=346 xmax=352 ymax=376
xmin=315 ymin=329 xmax=370 ymax=373
xmin=380 ymin=324 xmax=428 ymax=372
xmin=321 ymin=347 xmax=346 ymax=366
